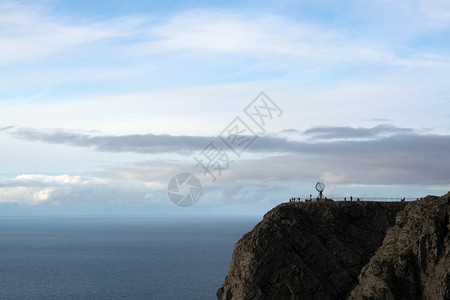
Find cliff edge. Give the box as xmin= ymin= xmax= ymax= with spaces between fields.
xmin=218 ymin=192 xmax=450 ymax=300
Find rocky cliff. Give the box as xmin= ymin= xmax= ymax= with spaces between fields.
xmin=218 ymin=192 xmax=450 ymax=300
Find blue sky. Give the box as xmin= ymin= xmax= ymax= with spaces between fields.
xmin=1 ymin=0 xmax=449 ymax=216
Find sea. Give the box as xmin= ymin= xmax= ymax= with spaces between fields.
xmin=0 ymin=216 xmax=258 ymax=300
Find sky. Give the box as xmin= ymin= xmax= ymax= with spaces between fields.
xmin=1 ymin=0 xmax=449 ymax=216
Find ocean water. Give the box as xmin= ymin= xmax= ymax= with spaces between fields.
xmin=0 ymin=216 xmax=258 ymax=300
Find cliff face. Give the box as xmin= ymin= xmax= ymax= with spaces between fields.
xmin=217 ymin=201 xmax=407 ymax=299
xmin=349 ymin=193 xmax=450 ymax=299
xmin=217 ymin=192 xmax=450 ymax=300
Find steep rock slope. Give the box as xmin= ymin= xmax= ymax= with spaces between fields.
xmin=217 ymin=201 xmax=407 ymax=300
xmin=349 ymin=193 xmax=450 ymax=299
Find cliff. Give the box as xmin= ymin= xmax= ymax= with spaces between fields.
xmin=218 ymin=192 xmax=450 ymax=300
xmin=349 ymin=193 xmax=450 ymax=299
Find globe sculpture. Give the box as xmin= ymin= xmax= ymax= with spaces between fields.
xmin=315 ymin=182 xmax=325 ymax=200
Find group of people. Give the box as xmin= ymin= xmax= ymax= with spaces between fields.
xmin=289 ymin=195 xmax=329 ymax=202
xmin=289 ymin=196 xmax=418 ymax=203
xmin=344 ymin=196 xmax=359 ymax=201
xmin=288 ymin=196 xmax=360 ymax=202
xmin=290 ymin=194 xmax=315 ymax=202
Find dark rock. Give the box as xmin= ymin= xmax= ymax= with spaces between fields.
xmin=349 ymin=192 xmax=450 ymax=299
xmin=217 ymin=200 xmax=408 ymax=300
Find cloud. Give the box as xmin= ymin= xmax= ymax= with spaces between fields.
xmin=17 ymin=125 xmax=443 ymax=187
xmin=0 ymin=126 xmax=14 ymax=131
xmin=0 ymin=174 xmax=162 ymax=206
xmin=0 ymin=2 xmax=142 ymax=65
xmin=304 ymin=124 xmax=414 ymax=140
xmin=6 ymin=125 xmax=450 ymax=160
xmin=145 ymin=9 xmax=450 ymax=68
xmin=2 ymin=1 xmax=450 ymax=126
xmin=10 ymin=127 xmax=211 ymax=154
xmin=221 ymin=148 xmax=450 ymax=186
xmin=1 ymin=123 xmax=449 ymax=206
xmin=279 ymin=129 xmax=301 ymax=134
xmin=2 ymin=2 xmax=450 ymax=70
xmin=0 ymin=186 xmax=55 ymax=205
xmin=392 ymin=0 xmax=450 ymax=31
xmin=97 ymin=135 xmax=450 ymax=204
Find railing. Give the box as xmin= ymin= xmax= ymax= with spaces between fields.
xmin=332 ymin=197 xmax=418 ymax=202
xmin=288 ymin=197 xmax=420 ymax=203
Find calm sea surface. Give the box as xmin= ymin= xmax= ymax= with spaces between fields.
xmin=0 ymin=216 xmax=258 ymax=300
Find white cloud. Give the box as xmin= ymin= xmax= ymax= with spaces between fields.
xmin=398 ymin=0 xmax=450 ymax=30
xmin=15 ymin=174 xmax=85 ymax=185
xmin=143 ymin=10 xmax=447 ymax=68
xmin=2 ymin=2 xmax=450 ymax=70
xmin=0 ymin=174 xmax=164 ymax=206
xmin=0 ymin=2 xmax=143 ymax=65
xmin=0 ymin=186 xmax=55 ymax=205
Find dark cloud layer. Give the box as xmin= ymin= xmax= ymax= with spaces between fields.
xmin=7 ymin=126 xmax=450 ymax=157
xmin=304 ymin=124 xmax=414 ymax=140
xmin=11 ymin=128 xmax=212 ymax=154
xmin=4 ymin=126 xmax=450 ymax=185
